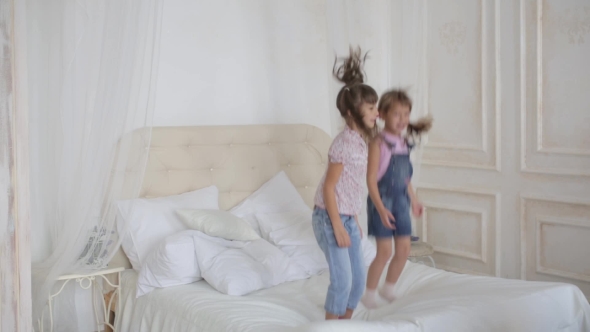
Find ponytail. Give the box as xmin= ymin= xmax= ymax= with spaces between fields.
xmin=378 ymin=89 xmax=433 ymax=140
xmin=333 ymin=46 xmax=378 ymax=138
xmin=407 ymin=115 xmax=433 ymax=138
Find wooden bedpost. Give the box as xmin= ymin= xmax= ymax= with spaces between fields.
xmin=0 ymin=0 xmax=33 ymax=330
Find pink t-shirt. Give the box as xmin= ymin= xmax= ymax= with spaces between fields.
xmin=314 ymin=126 xmax=367 ymax=216
xmin=376 ymin=133 xmax=408 ymax=181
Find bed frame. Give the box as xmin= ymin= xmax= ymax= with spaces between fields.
xmin=109 ymin=124 xmax=332 ymax=269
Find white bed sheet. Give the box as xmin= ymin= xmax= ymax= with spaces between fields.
xmin=117 ymin=262 xmax=590 ymax=332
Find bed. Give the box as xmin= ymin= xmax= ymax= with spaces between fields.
xmin=109 ymin=124 xmax=590 ymax=332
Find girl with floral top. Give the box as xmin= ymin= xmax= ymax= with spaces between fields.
xmin=312 ymin=47 xmax=379 ymax=320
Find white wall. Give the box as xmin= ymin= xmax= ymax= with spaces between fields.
xmin=152 ymin=0 xmax=334 ymax=133
xmin=152 ymin=0 xmax=395 ymax=137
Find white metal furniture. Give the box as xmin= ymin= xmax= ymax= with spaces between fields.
xmin=38 ymin=266 xmax=124 ymax=332
xmin=409 ymin=241 xmax=436 ymax=268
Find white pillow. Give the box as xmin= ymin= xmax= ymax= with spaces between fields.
xmin=256 ymin=210 xmax=314 ymax=245
xmin=230 ymin=171 xmax=310 ymax=236
xmin=176 ymin=209 xmax=260 ymax=241
xmin=255 ymin=210 xmax=377 ymax=271
xmin=192 ymin=232 xmax=308 ymax=296
xmin=136 ymin=230 xmax=202 ymax=297
xmin=116 ymin=186 xmax=219 ymax=271
xmin=255 ymin=210 xmax=328 ymax=275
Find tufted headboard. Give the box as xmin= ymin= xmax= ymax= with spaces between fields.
xmin=109 ymin=124 xmax=332 ymax=269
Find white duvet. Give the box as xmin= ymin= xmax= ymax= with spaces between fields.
xmin=116 ymin=262 xmax=590 ymax=332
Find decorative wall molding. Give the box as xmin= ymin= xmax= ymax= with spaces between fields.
xmin=535 ymin=215 xmax=590 ymax=283
xmin=519 ymin=0 xmax=590 ymax=176
xmin=439 ymin=20 xmax=467 ymax=54
xmin=422 ymin=203 xmax=488 ymax=263
xmin=520 ymin=194 xmax=590 ymax=284
xmin=537 ymin=146 xmax=590 ymax=157
xmin=423 ymin=0 xmax=501 ymax=171
xmin=425 ymin=142 xmax=483 ymax=152
xmin=417 ymin=184 xmax=501 ymax=277
xmin=554 ymin=6 xmax=590 ymax=45
xmin=436 ymin=263 xmax=495 ymax=277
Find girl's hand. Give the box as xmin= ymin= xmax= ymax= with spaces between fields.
xmin=412 ymin=200 xmax=424 ymax=217
xmin=334 ymin=226 xmax=351 ymax=248
xmin=379 ymin=208 xmax=396 ymax=230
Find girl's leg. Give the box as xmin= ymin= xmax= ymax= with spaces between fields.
xmin=323 ymin=241 xmax=353 ymax=319
xmin=360 ymin=238 xmax=392 ymax=308
xmin=326 ymin=312 xmax=339 ymax=320
xmin=380 ymin=235 xmax=410 ymax=301
xmin=339 ymin=309 xmax=354 ymax=319
xmin=312 ymin=209 xmax=353 ymax=319
xmin=341 ymin=216 xmax=366 ymax=319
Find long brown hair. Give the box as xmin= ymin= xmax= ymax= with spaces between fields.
xmin=333 ymin=47 xmax=378 ymax=138
xmin=378 ymin=89 xmax=432 ymax=139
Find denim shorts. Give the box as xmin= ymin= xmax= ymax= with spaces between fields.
xmin=367 ymin=193 xmax=412 ymax=238
xmin=312 ymin=207 xmax=365 ymax=316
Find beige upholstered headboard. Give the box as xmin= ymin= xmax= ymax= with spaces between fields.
xmin=109 ymin=124 xmax=332 ymax=269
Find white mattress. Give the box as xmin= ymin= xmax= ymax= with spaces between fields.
xmin=117 ymin=262 xmax=590 ymax=332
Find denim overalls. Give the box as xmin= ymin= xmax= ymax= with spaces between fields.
xmin=367 ymin=137 xmax=414 ymax=237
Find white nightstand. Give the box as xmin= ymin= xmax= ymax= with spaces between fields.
xmin=408 ymin=242 xmax=436 ymax=268
xmin=38 ymin=266 xmax=124 ymax=332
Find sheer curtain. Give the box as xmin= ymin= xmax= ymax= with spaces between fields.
xmin=25 ymin=0 xmax=426 ymax=329
xmin=26 ymin=0 xmax=163 ymax=330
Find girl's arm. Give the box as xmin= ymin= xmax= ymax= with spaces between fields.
xmin=407 ymin=182 xmax=418 ymax=202
xmin=407 ymin=182 xmax=424 ymax=217
xmin=367 ymin=138 xmax=395 ymax=229
xmin=323 ymin=162 xmax=351 ymax=247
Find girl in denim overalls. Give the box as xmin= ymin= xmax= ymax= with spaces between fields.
xmin=361 ymin=90 xmax=432 ymax=308
xmin=312 ymin=48 xmax=379 ymax=320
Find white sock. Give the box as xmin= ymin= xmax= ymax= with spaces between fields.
xmin=379 ymin=282 xmax=396 ymax=302
xmin=361 ymin=289 xmax=378 ymax=309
